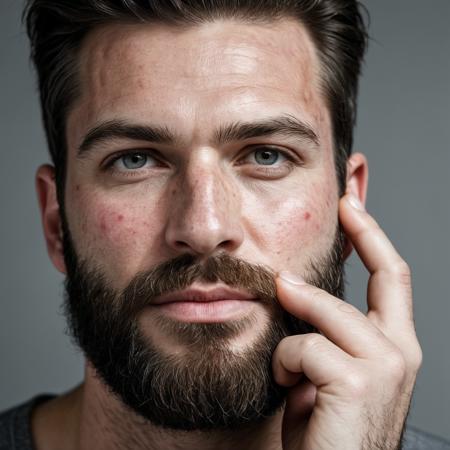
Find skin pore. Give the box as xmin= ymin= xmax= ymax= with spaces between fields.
xmin=33 ymin=17 xmax=368 ymax=450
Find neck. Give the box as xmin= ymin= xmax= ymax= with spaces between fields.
xmin=33 ymin=364 xmax=284 ymax=450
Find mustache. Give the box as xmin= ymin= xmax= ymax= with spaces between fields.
xmin=118 ymin=252 xmax=278 ymax=318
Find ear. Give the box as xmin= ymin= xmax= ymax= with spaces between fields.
xmin=342 ymin=152 xmax=369 ymax=260
xmin=36 ymin=164 xmax=67 ymax=274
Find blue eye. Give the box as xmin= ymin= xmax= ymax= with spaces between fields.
xmin=254 ymin=149 xmax=279 ymax=165
xmin=111 ymin=152 xmax=158 ymax=171
xmin=122 ymin=153 xmax=148 ymax=169
xmin=251 ymin=148 xmax=288 ymax=166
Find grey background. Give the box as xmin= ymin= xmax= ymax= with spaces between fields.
xmin=1 ymin=0 xmax=449 ymax=441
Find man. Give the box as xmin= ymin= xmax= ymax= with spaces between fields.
xmin=0 ymin=1 xmax=448 ymax=449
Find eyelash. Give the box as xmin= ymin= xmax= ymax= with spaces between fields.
xmin=102 ymin=146 xmax=300 ymax=176
xmin=239 ymin=146 xmax=297 ymax=166
xmin=103 ymin=150 xmax=163 ymax=174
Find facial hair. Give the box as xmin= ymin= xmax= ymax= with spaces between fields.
xmin=62 ymin=220 xmax=345 ymax=431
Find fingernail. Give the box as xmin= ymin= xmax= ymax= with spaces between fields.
xmin=278 ymin=271 xmax=306 ymax=285
xmin=347 ymin=194 xmax=365 ymax=211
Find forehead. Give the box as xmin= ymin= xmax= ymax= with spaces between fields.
xmin=68 ymin=18 xmax=330 ymax=149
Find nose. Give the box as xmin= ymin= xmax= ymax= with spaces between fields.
xmin=164 ymin=161 xmax=244 ymax=257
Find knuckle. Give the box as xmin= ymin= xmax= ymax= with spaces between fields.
xmin=277 ymin=335 xmax=296 ymax=353
xmin=384 ymin=351 xmax=407 ymax=380
xmin=391 ymin=260 xmax=412 ymax=285
xmin=342 ymin=372 xmax=369 ymax=397
xmin=410 ymin=343 xmax=423 ymax=371
xmin=302 ymin=333 xmax=326 ymax=354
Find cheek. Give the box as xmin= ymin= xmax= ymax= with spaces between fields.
xmin=72 ymin=197 xmax=160 ymax=264
xmin=259 ymin=183 xmax=338 ymax=262
xmin=271 ymin=203 xmax=326 ymax=246
xmin=66 ymin=187 xmax=170 ymax=287
xmin=98 ymin=211 xmax=130 ymax=237
xmin=94 ymin=208 xmax=152 ymax=248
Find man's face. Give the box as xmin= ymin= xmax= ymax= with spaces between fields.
xmin=60 ymin=18 xmax=342 ymax=429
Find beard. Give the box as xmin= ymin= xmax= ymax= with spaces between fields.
xmin=62 ymin=219 xmax=345 ymax=432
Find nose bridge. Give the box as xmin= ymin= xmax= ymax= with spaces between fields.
xmin=185 ymin=162 xmax=232 ymax=224
xmin=165 ymin=151 xmax=243 ymax=255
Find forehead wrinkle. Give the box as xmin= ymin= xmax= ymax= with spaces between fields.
xmin=69 ymin=18 xmax=330 ymax=161
xmin=80 ymin=18 xmax=319 ymax=88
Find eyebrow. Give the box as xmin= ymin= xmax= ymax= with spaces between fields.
xmin=214 ymin=114 xmax=319 ymax=147
xmin=77 ymin=114 xmax=319 ymax=157
xmin=78 ymin=120 xmax=179 ymax=157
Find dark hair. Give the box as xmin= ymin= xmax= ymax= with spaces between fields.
xmin=24 ymin=0 xmax=368 ymax=204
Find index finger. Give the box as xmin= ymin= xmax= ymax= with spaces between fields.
xmin=339 ymin=194 xmax=413 ymax=329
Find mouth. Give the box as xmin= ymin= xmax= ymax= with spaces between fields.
xmin=151 ymin=284 xmax=260 ymax=323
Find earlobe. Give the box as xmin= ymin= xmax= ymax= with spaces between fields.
xmin=36 ymin=164 xmax=67 ymax=274
xmin=342 ymin=152 xmax=369 ymax=259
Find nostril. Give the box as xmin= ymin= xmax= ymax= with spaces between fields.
xmin=219 ymin=239 xmax=234 ymax=250
xmin=165 ymin=216 xmax=244 ymax=256
xmin=175 ymin=240 xmax=190 ymax=250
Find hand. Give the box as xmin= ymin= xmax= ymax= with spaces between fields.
xmin=272 ymin=194 xmax=422 ymax=450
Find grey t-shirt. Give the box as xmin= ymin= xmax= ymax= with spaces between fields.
xmin=1 ymin=396 xmax=450 ymax=449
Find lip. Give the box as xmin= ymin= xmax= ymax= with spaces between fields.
xmin=150 ymin=285 xmax=259 ymax=322
xmin=152 ymin=285 xmax=256 ymax=305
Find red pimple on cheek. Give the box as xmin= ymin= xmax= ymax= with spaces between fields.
xmin=304 ymin=212 xmax=311 ymax=221
xmin=117 ymin=214 xmax=124 ymax=222
xmin=97 ymin=212 xmax=111 ymax=233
